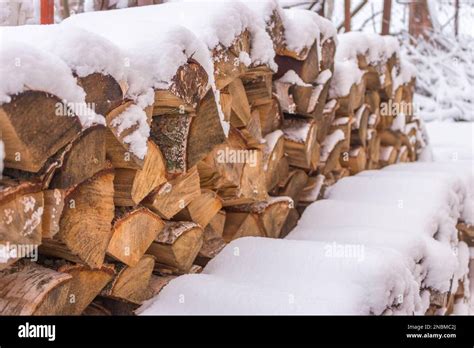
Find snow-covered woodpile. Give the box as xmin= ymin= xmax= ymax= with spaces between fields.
xmin=0 ymin=1 xmax=432 ymax=315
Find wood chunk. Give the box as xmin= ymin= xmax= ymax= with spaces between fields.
xmin=150 ymin=113 xmax=191 ymax=175
xmin=263 ymin=130 xmax=286 ymax=192
xmin=277 ymin=169 xmax=309 ymax=205
xmin=101 ymin=255 xmax=155 ymax=304
xmin=299 ymin=174 xmax=325 ymax=206
xmin=49 ymin=125 xmax=107 ymax=189
xmin=351 ymin=104 xmax=370 ymax=148
xmin=282 ymin=117 xmax=319 ymax=171
xmin=42 ymin=189 xmax=65 ymax=239
xmin=275 ymin=41 xmax=319 ymax=82
xmin=317 ymin=99 xmax=339 ymax=142
xmin=143 ymin=166 xmax=201 ymax=220
xmin=225 ymin=197 xmax=293 ymax=240
xmin=0 ymin=260 xmax=72 ymax=315
xmin=242 ymin=70 xmax=273 ymax=107
xmin=105 ymin=101 xmax=144 ymax=170
xmin=0 ymin=180 xmax=43 ymax=269
xmin=147 ymin=221 xmax=203 ymax=273
xmin=320 ymin=38 xmax=336 ymax=71
xmin=348 ymin=146 xmax=367 ymax=174
xmin=213 ymin=30 xmax=250 ymax=90
xmin=0 ymin=91 xmax=82 ymax=172
xmin=77 ymin=73 xmax=124 ymax=116
xmin=113 ymin=141 xmax=167 ymax=206
xmin=379 ymin=145 xmax=398 ymax=167
xmin=257 ymin=97 xmax=283 ymax=136
xmin=54 ymin=262 xmax=115 ymax=315
xmin=40 ymin=169 xmax=115 ymax=268
xmin=107 ymin=207 xmax=164 ymax=267
xmin=280 ymin=208 xmax=300 ymax=238
xmin=195 ymin=210 xmax=226 ymax=266
xmin=153 ymin=59 xmax=209 ymax=116
xmin=228 ymin=78 xmax=252 ymax=127
xmin=187 ymin=90 xmax=226 ymax=168
xmin=173 ymin=189 xmax=222 ymax=228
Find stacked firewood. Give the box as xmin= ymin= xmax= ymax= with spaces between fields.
xmin=0 ymin=3 xmax=426 ymax=315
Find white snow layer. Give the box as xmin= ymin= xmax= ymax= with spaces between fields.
xmin=139 ymin=159 xmax=472 ymax=315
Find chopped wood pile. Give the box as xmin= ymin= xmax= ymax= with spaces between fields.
xmin=0 ymin=2 xmax=428 ymax=315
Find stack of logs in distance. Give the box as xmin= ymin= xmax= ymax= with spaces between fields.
xmin=0 ymin=10 xmax=423 ymax=315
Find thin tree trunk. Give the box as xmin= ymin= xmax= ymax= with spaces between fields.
xmin=344 ymin=0 xmax=351 ymax=32
xmin=381 ymin=0 xmax=392 ymax=35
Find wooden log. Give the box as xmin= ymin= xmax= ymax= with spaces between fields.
xmin=101 ymin=255 xmax=155 ymax=304
xmin=0 ymin=260 xmax=71 ymax=315
xmin=173 ymin=189 xmax=222 ymax=228
xmin=351 ymin=104 xmax=370 ymax=148
xmin=187 ymin=90 xmax=226 ymax=168
xmin=113 ymin=141 xmax=166 ymax=206
xmin=153 ymin=59 xmax=209 ymax=115
xmin=379 ymin=145 xmax=398 ymax=167
xmin=107 ymin=207 xmax=164 ymax=267
xmin=227 ymin=78 xmax=252 ymax=128
xmin=317 ymin=99 xmax=339 ymax=143
xmin=320 ymin=38 xmax=337 ymax=72
xmin=77 ymin=73 xmax=124 ymax=116
xmin=143 ymin=166 xmax=201 ymax=220
xmin=39 ymin=168 xmax=115 ymax=268
xmin=105 ymin=101 xmax=145 ymax=170
xmin=242 ymin=69 xmax=273 ymax=107
xmin=42 ymin=188 xmax=66 ymax=239
xmin=275 ymin=41 xmax=319 ymax=82
xmin=294 ymin=69 xmax=332 ymax=118
xmin=0 ymin=180 xmax=43 ymax=269
xmin=257 ymin=97 xmax=283 ymax=136
xmin=213 ymin=30 xmax=250 ymax=90
xmin=195 ymin=210 xmax=226 ymax=266
xmin=348 ymin=146 xmax=367 ymax=174
xmin=150 ymin=113 xmax=191 ymax=175
xmin=147 ymin=221 xmax=203 ymax=273
xmin=263 ymin=130 xmax=285 ymax=192
xmin=225 ymin=197 xmax=293 ymax=240
xmin=52 ymin=262 xmax=115 ymax=315
xmin=299 ymin=174 xmax=325 ymax=206
xmin=0 ymin=91 xmax=82 ymax=172
xmin=277 ymin=169 xmax=308 ymax=206
xmin=280 ymin=208 xmax=300 ymax=238
xmin=49 ymin=125 xmax=107 ymax=189
xmin=282 ymin=117 xmax=319 ymax=171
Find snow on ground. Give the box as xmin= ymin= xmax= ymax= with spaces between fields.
xmin=424 ymin=121 xmax=474 ymax=161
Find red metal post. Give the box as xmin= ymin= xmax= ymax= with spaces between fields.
xmin=381 ymin=0 xmax=392 ymax=35
xmin=40 ymin=0 xmax=54 ymax=24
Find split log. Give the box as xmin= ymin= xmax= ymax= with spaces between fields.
xmin=257 ymin=97 xmax=283 ymax=136
xmin=173 ymin=189 xmax=222 ymax=228
xmin=275 ymin=41 xmax=319 ymax=82
xmin=101 ymin=255 xmax=155 ymax=304
xmin=49 ymin=125 xmax=107 ymax=189
xmin=282 ymin=117 xmax=319 ymax=171
xmin=143 ymin=166 xmax=201 ymax=220
xmin=153 ymin=59 xmax=209 ymax=115
xmin=0 ymin=91 xmax=82 ymax=172
xmin=224 ymin=197 xmax=293 ymax=240
xmin=39 ymin=168 xmax=115 ymax=268
xmin=113 ymin=140 xmax=166 ymax=206
xmin=107 ymin=207 xmax=164 ymax=267
xmin=42 ymin=188 xmax=66 ymax=239
xmin=105 ymin=101 xmax=145 ymax=170
xmin=77 ymin=73 xmax=124 ymax=116
xmin=0 ymin=260 xmax=71 ymax=315
xmin=147 ymin=221 xmax=203 ymax=273
xmin=294 ymin=69 xmax=332 ymax=118
xmin=48 ymin=262 xmax=115 ymax=315
xmin=213 ymin=30 xmax=250 ymax=90
xmin=277 ymin=169 xmax=308 ymax=205
xmin=146 ymin=274 xmax=177 ymax=298
xmin=0 ymin=180 xmax=43 ymax=269
xmin=195 ymin=210 xmax=226 ymax=266
xmin=348 ymin=146 xmax=367 ymax=174
xmin=298 ymin=174 xmax=326 ymax=206
xmin=317 ymin=99 xmax=339 ymax=143
xmin=379 ymin=145 xmax=398 ymax=167
xmin=280 ymin=208 xmax=300 ymax=238
xmin=242 ymin=69 xmax=273 ymax=107
xmin=263 ymin=130 xmax=285 ymax=192
xmin=351 ymin=104 xmax=370 ymax=148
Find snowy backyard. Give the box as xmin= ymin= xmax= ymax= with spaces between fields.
xmin=0 ymin=0 xmax=473 ymax=324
